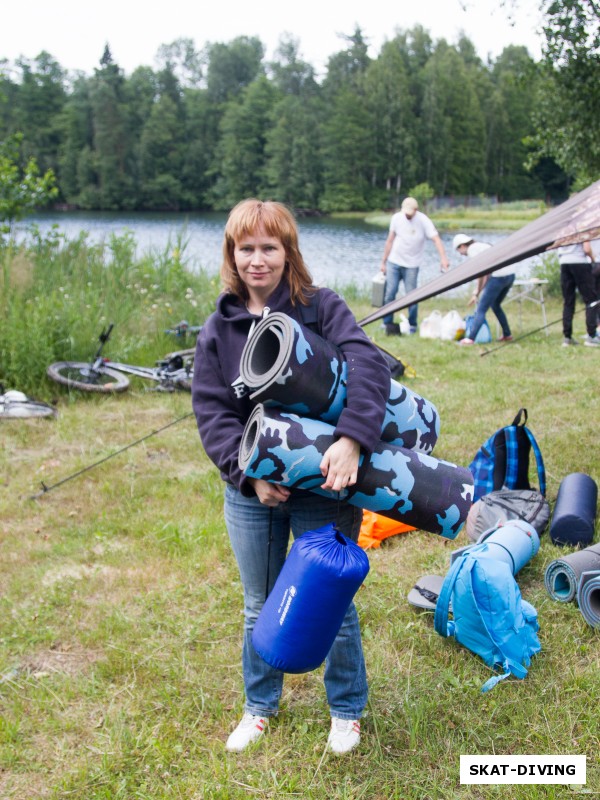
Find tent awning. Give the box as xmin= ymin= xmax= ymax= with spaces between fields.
xmin=359 ymin=180 xmax=600 ymax=327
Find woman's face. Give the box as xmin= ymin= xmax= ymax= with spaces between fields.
xmin=233 ymin=226 xmax=286 ymax=299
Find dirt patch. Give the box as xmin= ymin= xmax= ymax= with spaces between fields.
xmin=41 ymin=563 xmax=114 ymax=587
xmin=0 ymin=771 xmax=52 ymax=800
xmin=20 ymin=643 xmax=103 ymax=678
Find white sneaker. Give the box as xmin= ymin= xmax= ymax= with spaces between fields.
xmin=583 ymin=335 xmax=600 ymax=347
xmin=327 ymin=717 xmax=361 ymax=754
xmin=225 ymin=713 xmax=268 ymax=752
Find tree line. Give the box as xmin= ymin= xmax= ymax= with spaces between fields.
xmin=0 ymin=21 xmax=594 ymax=214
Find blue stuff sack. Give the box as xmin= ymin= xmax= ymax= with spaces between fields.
xmin=469 ymin=408 xmax=546 ymax=502
xmin=464 ymin=315 xmax=492 ymax=343
xmin=252 ymin=523 xmax=370 ymax=673
xmin=434 ymin=544 xmax=541 ymax=692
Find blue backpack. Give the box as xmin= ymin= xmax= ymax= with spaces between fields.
xmin=434 ymin=543 xmax=541 ymax=692
xmin=469 ymin=408 xmax=546 ymax=502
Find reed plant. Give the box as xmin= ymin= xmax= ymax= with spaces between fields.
xmin=0 ymin=227 xmax=217 ymax=396
xmin=0 ymin=249 xmax=599 ymax=798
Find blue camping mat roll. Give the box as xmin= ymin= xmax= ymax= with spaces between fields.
xmin=473 ymin=521 xmax=540 ymax=576
xmin=549 ymin=472 xmax=598 ymax=547
xmin=577 ymin=571 xmax=600 ymax=628
xmin=239 ymin=404 xmax=473 ymax=540
xmin=544 ymin=543 xmax=600 ymax=603
xmin=239 ymin=312 xmax=440 ymax=454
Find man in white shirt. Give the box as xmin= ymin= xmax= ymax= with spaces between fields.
xmin=380 ymin=197 xmax=449 ymax=335
xmin=453 ymin=234 xmax=516 ymax=346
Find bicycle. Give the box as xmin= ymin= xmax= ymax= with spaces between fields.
xmin=161 ymin=320 xmax=202 ymax=363
xmin=0 ymin=387 xmax=57 ymax=419
xmin=47 ymin=324 xmax=194 ymax=394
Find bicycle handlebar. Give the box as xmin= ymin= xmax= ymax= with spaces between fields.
xmin=164 ymin=321 xmax=202 ymax=336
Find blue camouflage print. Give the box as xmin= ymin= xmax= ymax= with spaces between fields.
xmin=239 ymin=405 xmax=473 ymax=539
xmin=240 ymin=313 xmax=440 ymax=454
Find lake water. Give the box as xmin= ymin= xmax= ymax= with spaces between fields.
xmin=20 ymin=210 xmax=540 ymax=295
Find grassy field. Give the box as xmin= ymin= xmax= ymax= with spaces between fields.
xmin=364 ymin=201 xmax=547 ymax=232
xmin=1 ymin=239 xmax=599 ymax=798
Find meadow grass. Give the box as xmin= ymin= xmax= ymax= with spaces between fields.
xmin=1 ymin=236 xmax=599 ymax=799
xmin=365 ymin=201 xmax=547 ymax=232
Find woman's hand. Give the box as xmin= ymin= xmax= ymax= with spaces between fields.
xmin=248 ymin=477 xmax=290 ymax=507
xmin=319 ymin=436 xmax=360 ymax=493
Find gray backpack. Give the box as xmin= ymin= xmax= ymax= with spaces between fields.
xmin=465 ymin=488 xmax=550 ymax=543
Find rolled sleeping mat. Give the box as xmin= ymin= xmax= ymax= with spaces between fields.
xmin=472 ymin=521 xmax=540 ymax=575
xmin=577 ymin=570 xmax=600 ymax=628
xmin=544 ymin=543 xmax=600 ymax=603
xmin=549 ymin=472 xmax=598 ymax=547
xmin=252 ymin=522 xmax=370 ymax=673
xmin=239 ymin=312 xmax=440 ymax=454
xmin=239 ymin=404 xmax=473 ymax=540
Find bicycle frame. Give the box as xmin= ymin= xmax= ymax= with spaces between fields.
xmin=47 ymin=324 xmax=193 ymax=394
xmin=99 ymin=357 xmax=191 ymax=389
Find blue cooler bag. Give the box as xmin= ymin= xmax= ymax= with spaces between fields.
xmin=252 ymin=522 xmax=370 ymax=673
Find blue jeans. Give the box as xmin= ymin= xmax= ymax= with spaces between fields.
xmin=224 ymin=484 xmax=367 ymax=720
xmin=382 ymin=262 xmax=419 ymax=328
xmin=469 ymin=274 xmax=515 ymax=340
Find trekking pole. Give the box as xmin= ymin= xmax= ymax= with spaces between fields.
xmin=30 ymin=411 xmax=194 ymax=500
xmin=480 ymin=300 xmax=599 ymax=357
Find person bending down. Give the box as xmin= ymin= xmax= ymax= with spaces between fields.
xmin=453 ymin=234 xmax=515 ymax=345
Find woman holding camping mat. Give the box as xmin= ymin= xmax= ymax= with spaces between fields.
xmin=192 ymin=199 xmax=389 ymax=754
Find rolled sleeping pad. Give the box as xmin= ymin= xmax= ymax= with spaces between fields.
xmin=549 ymin=472 xmax=598 ymax=547
xmin=577 ymin=570 xmax=600 ymax=628
xmin=544 ymin=542 xmax=600 ymax=603
xmin=239 ymin=312 xmax=440 ymax=454
xmin=471 ymin=521 xmax=540 ymax=575
xmin=252 ymin=522 xmax=370 ymax=673
xmin=451 ymin=520 xmax=540 ymax=575
xmin=239 ymin=404 xmax=473 ymax=540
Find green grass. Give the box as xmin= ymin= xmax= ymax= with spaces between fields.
xmin=1 ymin=237 xmax=599 ymax=798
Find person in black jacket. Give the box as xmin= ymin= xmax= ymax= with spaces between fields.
xmin=192 ymin=199 xmax=389 ymax=754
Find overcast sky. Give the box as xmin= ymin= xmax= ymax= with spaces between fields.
xmin=2 ymin=0 xmax=543 ymax=77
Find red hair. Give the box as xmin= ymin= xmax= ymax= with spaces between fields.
xmin=221 ymin=199 xmax=313 ymax=304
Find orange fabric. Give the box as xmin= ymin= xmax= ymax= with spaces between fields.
xmin=358 ymin=510 xmax=416 ymax=549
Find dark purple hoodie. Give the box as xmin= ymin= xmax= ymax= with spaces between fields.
xmin=192 ymin=280 xmax=390 ymax=495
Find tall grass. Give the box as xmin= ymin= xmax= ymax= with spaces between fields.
xmin=0 ymin=226 xmax=217 ymax=396
xmin=531 ymin=251 xmax=562 ymax=298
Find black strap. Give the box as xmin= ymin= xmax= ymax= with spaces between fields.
xmin=512 ymin=408 xmax=528 ymax=427
xmin=413 ymin=584 xmax=440 ymax=604
xmin=265 ymin=507 xmax=273 ymax=600
xmin=297 ymin=289 xmax=321 ymax=333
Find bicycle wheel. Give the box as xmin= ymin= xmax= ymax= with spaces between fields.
xmin=161 ymin=347 xmax=196 ymax=361
xmin=47 ymin=362 xmax=130 ymax=393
